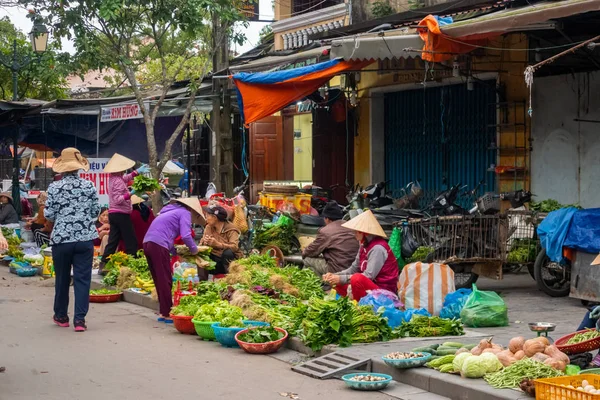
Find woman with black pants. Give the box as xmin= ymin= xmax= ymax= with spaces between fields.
xmin=45 ymin=148 xmax=100 ymax=332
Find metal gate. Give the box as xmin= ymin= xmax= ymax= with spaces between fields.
xmin=384 ymin=81 xmax=497 ymax=208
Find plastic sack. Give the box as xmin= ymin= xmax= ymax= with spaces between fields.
xmin=389 ymin=227 xmax=405 ymax=270
xmin=400 ymin=308 xmax=431 ymax=324
xmin=359 ymin=289 xmax=404 ymax=328
xmin=399 ymin=262 xmax=455 ymax=316
xmin=460 ymin=284 xmax=508 ymax=327
xmin=440 ymin=288 xmax=472 ymax=320
xmin=401 ymin=226 xmax=419 ymax=259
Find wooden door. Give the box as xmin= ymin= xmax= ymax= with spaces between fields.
xmin=249 ymin=115 xmax=284 ymax=202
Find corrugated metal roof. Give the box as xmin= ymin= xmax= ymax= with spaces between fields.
xmin=330 ymin=30 xmax=423 ymax=61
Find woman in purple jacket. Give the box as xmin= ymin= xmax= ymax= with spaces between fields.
xmin=143 ymin=198 xmax=204 ymax=322
xmin=98 ymin=153 xmax=149 ymax=275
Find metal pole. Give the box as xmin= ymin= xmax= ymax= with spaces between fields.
xmin=11 ymin=39 xmax=21 ymax=216
xmin=96 ymin=112 xmax=100 ymax=158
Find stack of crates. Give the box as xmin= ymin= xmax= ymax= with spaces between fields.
xmin=259 ymin=193 xmax=312 ymax=214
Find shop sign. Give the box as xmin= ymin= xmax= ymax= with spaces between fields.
xmin=239 ymin=0 xmax=259 ymax=22
xmin=79 ymin=158 xmax=110 ymax=207
xmin=100 ymin=102 xmax=148 ymax=122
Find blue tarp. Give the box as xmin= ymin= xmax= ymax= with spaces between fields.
xmin=564 ymin=209 xmax=600 ymax=254
xmin=232 ymin=59 xmax=340 ymax=85
xmin=538 ymin=208 xmax=600 ymax=262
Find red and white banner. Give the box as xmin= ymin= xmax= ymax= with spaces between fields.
xmin=79 ymin=158 xmax=111 ymax=207
xmin=100 ymin=102 xmax=147 ymax=122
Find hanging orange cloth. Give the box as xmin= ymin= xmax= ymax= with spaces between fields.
xmin=233 ymin=59 xmax=369 ymax=126
xmin=418 ymin=15 xmax=486 ymax=62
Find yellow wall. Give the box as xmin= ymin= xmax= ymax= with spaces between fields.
xmin=293 ymin=114 xmax=313 ymax=181
xmin=352 ymin=34 xmax=530 ymax=191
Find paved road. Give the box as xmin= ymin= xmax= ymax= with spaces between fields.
xmin=0 ymin=268 xmax=392 ymax=400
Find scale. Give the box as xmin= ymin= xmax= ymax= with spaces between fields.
xmin=529 ymin=322 xmax=557 ymax=343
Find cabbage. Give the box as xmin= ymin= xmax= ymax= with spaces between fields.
xmin=453 ymin=352 xmax=472 ymax=372
xmin=480 ymin=352 xmax=503 ymax=373
xmin=462 ymin=355 xmax=487 ymax=378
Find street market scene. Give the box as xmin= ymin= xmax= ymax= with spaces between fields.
xmin=2 ymin=0 xmax=600 ymax=399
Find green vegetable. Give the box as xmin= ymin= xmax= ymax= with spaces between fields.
xmin=407 ymin=246 xmax=434 ymax=263
xmin=132 ymin=175 xmax=161 ymax=193
xmin=298 ymin=297 xmax=354 ymax=351
xmin=453 ymin=352 xmax=472 ymax=372
xmin=428 ymin=355 xmax=455 ymax=368
xmin=436 ymin=348 xmax=458 ymax=356
xmin=193 ymin=301 xmax=245 ymax=327
xmin=565 ymin=365 xmax=581 ymax=376
xmin=442 ymin=342 xmax=466 ymax=348
xmin=566 ymin=329 xmax=600 ymax=344
xmin=90 ymin=288 xmax=121 ymax=295
xmin=412 ymin=346 xmax=436 ymax=354
xmin=394 ymin=316 xmax=465 ymax=338
xmin=439 ymin=364 xmax=455 ymax=373
xmin=480 ymin=353 xmax=503 ymax=373
xmin=484 ymin=358 xmax=563 ymax=389
xmin=507 ymin=239 xmax=538 ymax=263
xmin=170 ymin=294 xmax=216 ymax=317
xmin=238 ymin=326 xmax=284 ymax=343
xmin=461 ymin=355 xmax=487 ymax=378
xmin=530 ymin=199 xmax=580 ymax=213
xmin=465 ymin=344 xmax=477 ymax=350
xmin=253 ymin=223 xmax=296 ymax=255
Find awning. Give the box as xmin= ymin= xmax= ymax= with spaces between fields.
xmin=229 ymin=46 xmax=331 ymax=73
xmin=442 ymin=0 xmax=600 ymax=39
xmin=330 ymin=30 xmax=423 ymax=61
xmin=233 ymin=58 xmax=368 ymax=126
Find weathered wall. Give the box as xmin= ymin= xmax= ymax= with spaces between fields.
xmin=531 ymin=71 xmax=600 ymax=208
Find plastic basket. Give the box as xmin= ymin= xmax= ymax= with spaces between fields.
xmin=16 ymin=267 xmax=39 ymax=277
xmin=89 ymin=293 xmax=122 ymax=303
xmin=381 ymin=352 xmax=432 ymax=369
xmin=555 ymin=330 xmax=600 ymax=355
xmin=535 ymin=374 xmax=600 ymax=399
xmin=170 ymin=315 xmax=196 ymax=335
xmin=341 ymin=373 xmax=392 ymax=391
xmin=191 ymin=319 xmax=217 ymax=341
xmin=211 ymin=321 xmax=269 ymax=348
xmin=234 ymin=327 xmax=288 ymax=354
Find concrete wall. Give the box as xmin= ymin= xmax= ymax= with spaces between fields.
xmin=531 ymin=71 xmax=600 ymax=208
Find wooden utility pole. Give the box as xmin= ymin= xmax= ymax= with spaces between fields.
xmin=211 ymin=14 xmax=234 ymax=195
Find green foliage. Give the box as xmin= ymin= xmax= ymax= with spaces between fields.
xmin=371 ymin=0 xmax=395 ymax=18
xmin=0 ymin=17 xmax=70 ymax=100
xmin=238 ymin=326 xmax=283 ymax=343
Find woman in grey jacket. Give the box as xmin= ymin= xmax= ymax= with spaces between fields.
xmin=0 ymin=193 xmax=18 ymax=224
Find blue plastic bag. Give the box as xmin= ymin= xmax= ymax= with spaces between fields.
xmin=537 ymin=207 xmax=577 ymax=263
xmin=359 ymin=289 xmax=404 ymax=328
xmin=400 ymin=308 xmax=431 ymax=324
xmin=439 ymin=288 xmax=472 ymax=320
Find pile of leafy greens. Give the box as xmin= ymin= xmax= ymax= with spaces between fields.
xmin=132 ymin=175 xmax=161 ymax=193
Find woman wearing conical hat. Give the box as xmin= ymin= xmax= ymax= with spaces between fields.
xmin=322 ymin=210 xmax=399 ymax=301
xmin=98 ymin=153 xmax=150 ymax=275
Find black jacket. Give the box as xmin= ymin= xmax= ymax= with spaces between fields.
xmin=0 ymin=203 xmax=18 ymax=224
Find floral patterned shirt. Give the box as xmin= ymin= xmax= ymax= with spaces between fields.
xmin=44 ymin=172 xmax=101 ymax=245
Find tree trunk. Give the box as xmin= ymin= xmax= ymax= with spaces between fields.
xmin=144 ymin=119 xmax=164 ymax=213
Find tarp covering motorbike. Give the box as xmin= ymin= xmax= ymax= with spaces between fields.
xmin=232 ymin=58 xmax=368 ymax=126
xmin=538 ymin=208 xmax=600 ymax=263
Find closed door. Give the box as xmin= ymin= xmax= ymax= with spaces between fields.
xmin=249 ymin=116 xmax=284 ymax=201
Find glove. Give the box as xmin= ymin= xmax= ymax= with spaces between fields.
xmin=129 ymin=188 xmax=136 ymax=196
xmin=590 ymin=306 xmax=600 ymax=319
xmin=137 ymin=164 xmax=150 ymax=174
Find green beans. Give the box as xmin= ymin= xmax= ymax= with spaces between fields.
xmin=484 ymin=358 xmax=563 ymax=389
xmin=566 ymin=329 xmax=600 ymax=345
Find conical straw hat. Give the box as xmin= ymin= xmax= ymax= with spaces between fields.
xmin=342 ymin=210 xmax=387 ymax=238
xmin=103 ymin=153 xmax=135 ymax=173
xmin=175 ymin=197 xmax=206 ymax=226
xmin=131 ymin=195 xmax=145 ymax=205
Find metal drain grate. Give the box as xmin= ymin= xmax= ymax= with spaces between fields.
xmin=291 ymin=352 xmax=371 ymax=379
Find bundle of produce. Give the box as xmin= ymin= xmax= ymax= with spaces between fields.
xmin=90 ymin=288 xmax=121 ymax=295
xmin=506 ymin=239 xmax=538 ymax=263
xmin=530 ymin=199 xmax=580 ymax=212
xmin=252 ymin=223 xmax=296 ymax=255
xmin=451 ymin=352 xmax=503 ymax=378
xmin=427 ymin=355 xmax=457 ymax=373
xmin=193 ymin=301 xmax=245 ymax=327
xmin=469 ymin=338 xmax=504 ymax=356
xmin=117 ymin=267 xmax=138 ymax=290
xmin=132 ymin=175 xmax=160 ymax=193
xmin=412 ymin=342 xmax=476 ymax=357
xmin=393 ymin=316 xmax=465 ymax=338
xmin=238 ymin=326 xmax=285 ymax=344
xmin=566 ymin=329 xmax=600 ymax=344
xmin=350 ymin=305 xmax=393 ymax=344
xmin=298 ymin=296 xmax=355 ymax=351
xmin=175 ymin=245 xmax=216 ymax=270
xmin=484 ymin=358 xmax=563 ymax=389
xmin=406 ymin=246 xmax=434 ymax=263
xmin=23 ymin=253 xmax=44 ymax=266
xmin=171 ymin=294 xmax=212 ymax=316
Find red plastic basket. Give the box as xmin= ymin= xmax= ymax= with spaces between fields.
xmin=89 ymin=293 xmax=122 ymax=303
xmin=170 ymin=315 xmax=196 ymax=335
xmin=555 ymin=329 xmax=600 ymax=355
xmin=234 ymin=327 xmax=288 ymax=354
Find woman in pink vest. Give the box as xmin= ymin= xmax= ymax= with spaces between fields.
xmin=323 ymin=210 xmax=398 ymax=301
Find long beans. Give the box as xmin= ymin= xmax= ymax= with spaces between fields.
xmin=484 ymin=358 xmax=563 ymax=389
xmin=566 ymin=329 xmax=600 ymax=345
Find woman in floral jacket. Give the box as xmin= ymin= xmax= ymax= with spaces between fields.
xmin=45 ymin=148 xmax=100 ymax=332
